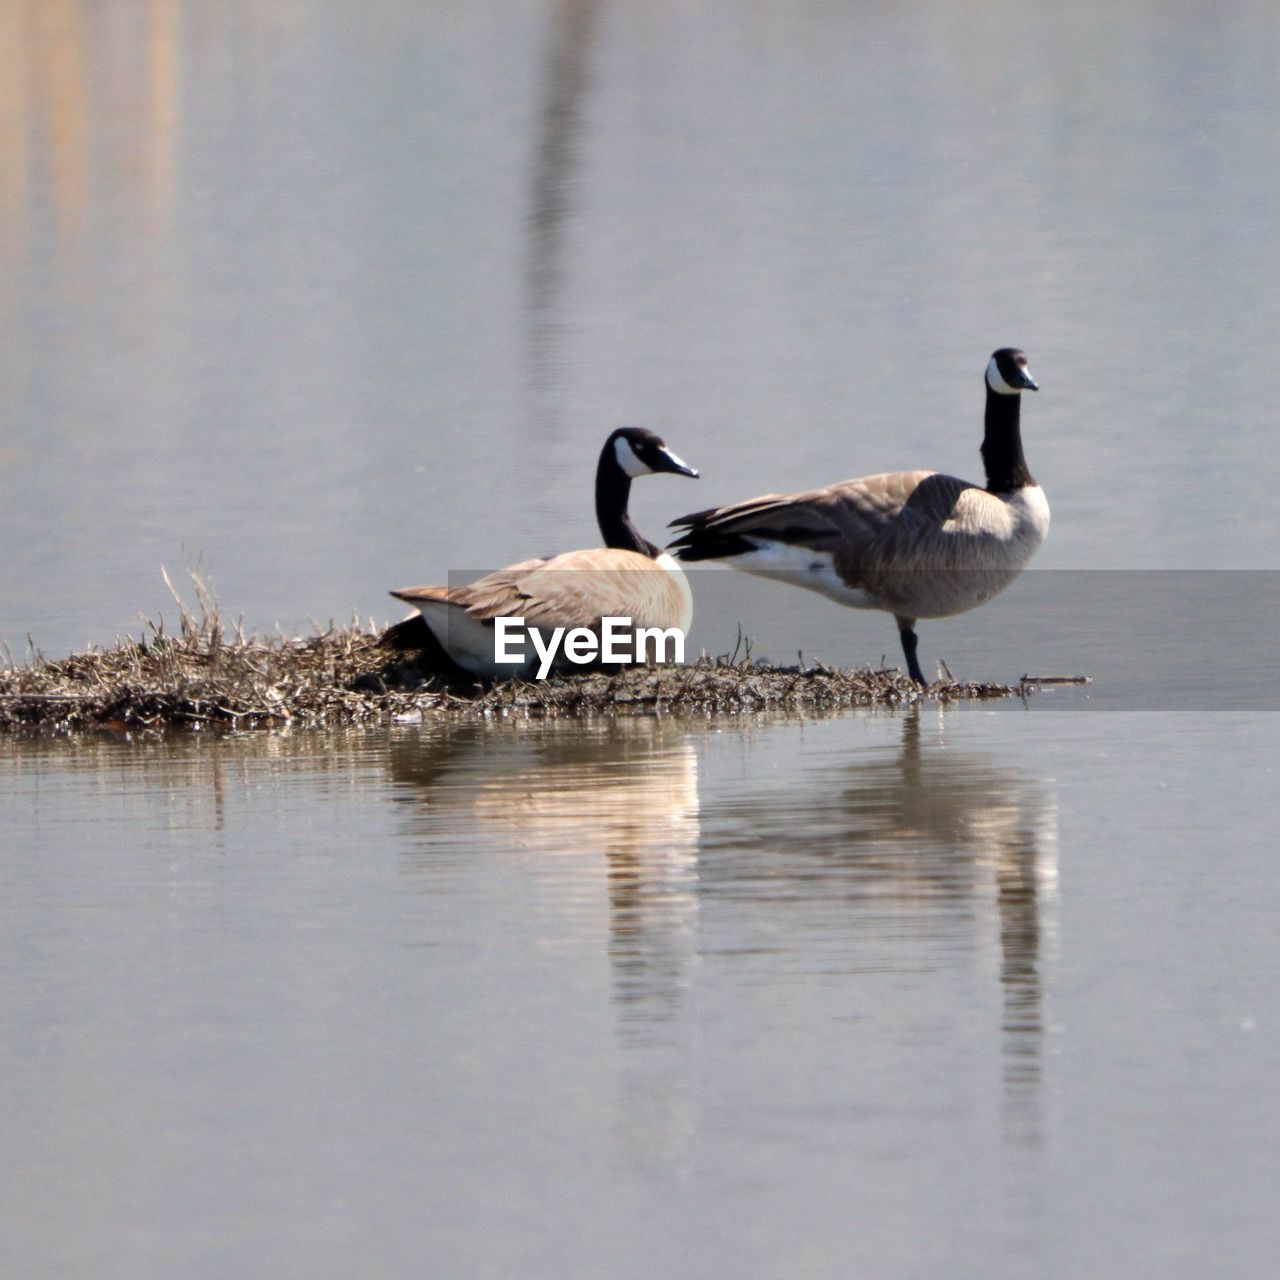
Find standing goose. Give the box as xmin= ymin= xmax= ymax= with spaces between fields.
xmin=668 ymin=348 xmax=1048 ymax=685
xmin=390 ymin=427 xmax=698 ymax=679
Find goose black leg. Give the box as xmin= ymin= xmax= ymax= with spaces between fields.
xmin=896 ymin=616 xmax=926 ymax=687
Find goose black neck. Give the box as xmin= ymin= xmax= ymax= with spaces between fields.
xmin=596 ymin=453 xmax=659 ymax=557
xmin=981 ymin=388 xmax=1035 ymax=493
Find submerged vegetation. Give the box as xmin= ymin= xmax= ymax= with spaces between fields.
xmin=0 ymin=585 xmax=1058 ymax=735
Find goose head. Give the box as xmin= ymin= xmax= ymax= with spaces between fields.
xmin=986 ymin=348 xmax=1039 ymax=395
xmin=607 ymin=427 xmax=699 ymax=480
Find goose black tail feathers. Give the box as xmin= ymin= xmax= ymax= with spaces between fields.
xmin=667 ymin=510 xmax=758 ymax=562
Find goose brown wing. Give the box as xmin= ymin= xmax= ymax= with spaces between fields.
xmin=394 ymin=548 xmax=684 ymax=631
xmin=670 ymin=470 xmax=948 ymax=559
xmin=823 ymin=472 xmax=983 ymax=577
xmin=669 ymin=490 xmax=847 ymax=560
xmin=391 ymin=556 xmax=549 ymax=612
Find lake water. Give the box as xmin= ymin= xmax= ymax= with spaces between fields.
xmin=2 ymin=1 xmax=1279 ymax=1276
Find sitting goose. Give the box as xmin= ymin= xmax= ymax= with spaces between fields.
xmin=391 ymin=427 xmax=698 ymax=679
xmin=668 ymin=348 xmax=1048 ymax=685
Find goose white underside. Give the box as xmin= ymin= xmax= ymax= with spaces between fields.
xmin=414 ymin=600 xmax=535 ymax=678
xmin=652 ymin=552 xmax=695 ymax=633
xmin=724 ymin=544 xmax=882 ymax=610
xmin=720 ymin=533 xmax=1041 ymax=621
xmin=415 ymin=603 xmax=596 ymax=680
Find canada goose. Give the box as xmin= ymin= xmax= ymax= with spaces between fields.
xmin=390 ymin=427 xmax=698 ymax=679
xmin=668 ymin=348 xmax=1048 ymax=685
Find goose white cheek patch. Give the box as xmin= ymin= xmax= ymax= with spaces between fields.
xmin=986 ymin=357 xmax=1028 ymax=395
xmin=614 ymin=436 xmax=651 ymax=477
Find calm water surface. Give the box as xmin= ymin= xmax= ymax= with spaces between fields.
xmin=2 ymin=0 xmax=1280 ymax=659
xmin=2 ymin=707 xmax=1277 ymax=1278
xmin=2 ymin=1 xmax=1279 ymax=1276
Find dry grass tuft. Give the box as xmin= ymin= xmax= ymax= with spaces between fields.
xmin=1 ymin=578 xmax=1032 ymax=734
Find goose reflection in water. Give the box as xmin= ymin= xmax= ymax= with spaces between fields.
xmin=387 ymin=718 xmax=701 ymax=1026
xmin=388 ymin=717 xmax=702 ymax=1171
xmin=703 ymin=705 xmax=1059 ymax=1150
xmin=388 ymin=707 xmax=1057 ymax=1162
